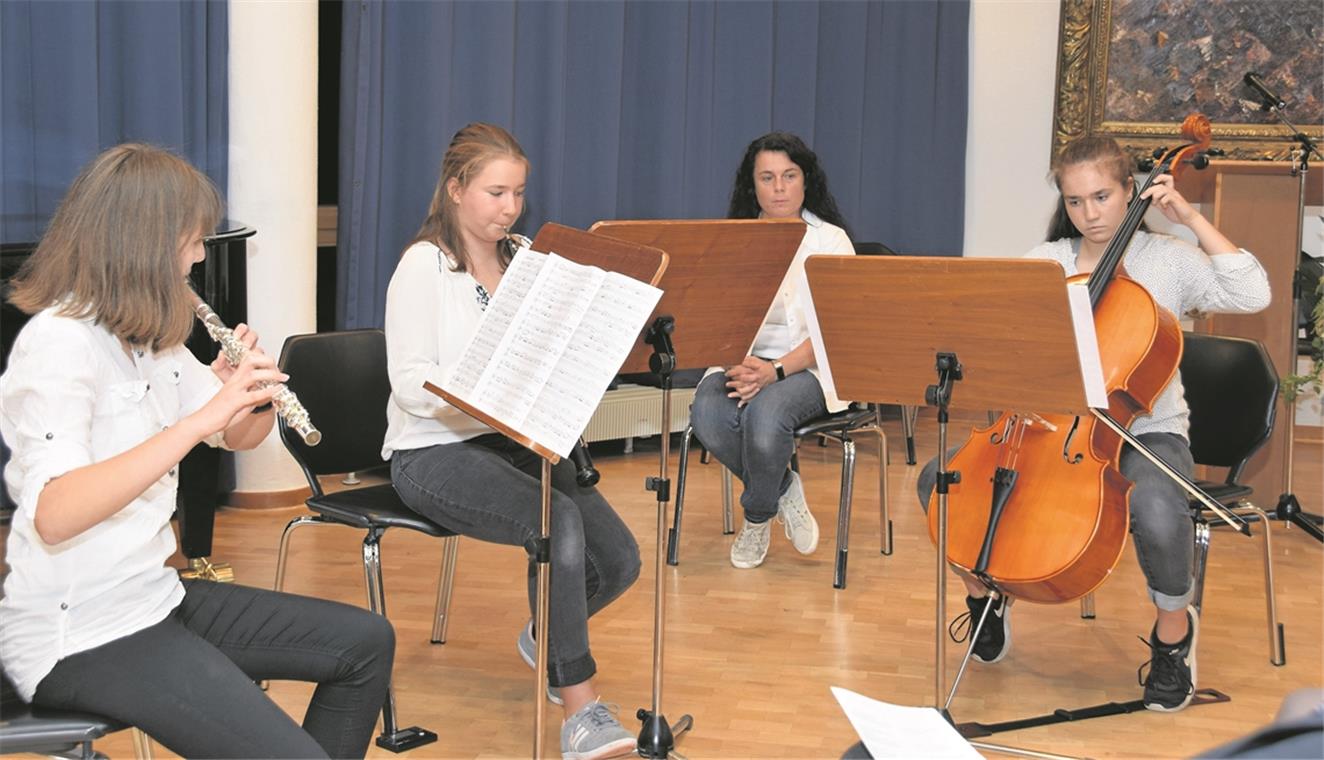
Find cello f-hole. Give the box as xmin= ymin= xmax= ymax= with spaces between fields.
xmin=1062 ymin=416 xmax=1085 ymax=464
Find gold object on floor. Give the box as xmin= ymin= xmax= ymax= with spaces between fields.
xmin=179 ymin=556 xmax=235 ymax=583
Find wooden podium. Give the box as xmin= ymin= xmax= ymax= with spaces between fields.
xmin=1176 ymin=161 xmax=1322 ymax=501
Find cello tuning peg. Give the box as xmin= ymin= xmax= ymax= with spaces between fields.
xmin=1205 ymin=147 xmax=1226 ymax=157
xmin=1138 ymin=157 xmax=1156 ymax=172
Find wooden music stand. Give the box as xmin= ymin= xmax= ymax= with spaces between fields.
xmin=590 ymin=217 xmax=805 ymax=758
xmin=805 ymin=254 xmax=1098 ymax=757
xmin=425 ymin=223 xmax=666 ymax=759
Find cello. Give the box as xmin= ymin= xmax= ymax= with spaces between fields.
xmin=925 ymin=114 xmax=1246 ymax=606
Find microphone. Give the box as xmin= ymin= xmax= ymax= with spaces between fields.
xmin=1244 ymin=72 xmax=1286 ymax=111
xmin=570 ymin=438 xmax=600 ymax=488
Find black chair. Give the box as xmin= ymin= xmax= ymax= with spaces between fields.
xmin=274 ymin=329 xmax=450 ymax=751
xmin=0 ymin=673 xmax=150 ymax=759
xmin=853 ymin=241 xmax=897 ymax=256
xmin=1080 ymin=331 xmax=1285 ymax=665
xmin=668 ymin=404 xmax=891 ymax=589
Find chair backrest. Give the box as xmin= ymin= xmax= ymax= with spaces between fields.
xmin=1180 ymin=331 xmax=1278 ymax=482
xmin=853 ymin=241 xmax=897 ymax=256
xmin=276 ymin=330 xmax=392 ymax=490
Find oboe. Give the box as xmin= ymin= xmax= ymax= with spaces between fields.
xmin=190 ymin=293 xmax=322 ymax=446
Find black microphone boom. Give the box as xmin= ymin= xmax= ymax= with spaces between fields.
xmin=1244 ymin=72 xmax=1286 ymax=111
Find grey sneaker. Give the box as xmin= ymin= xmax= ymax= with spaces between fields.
xmin=561 ymin=700 xmax=636 ymax=760
xmin=730 ymin=519 xmax=772 ymax=569
xmin=517 ymin=621 xmax=563 ymax=705
xmin=776 ymin=471 xmax=819 ymax=554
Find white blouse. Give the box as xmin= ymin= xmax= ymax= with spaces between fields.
xmin=749 ymin=209 xmax=855 ymax=412
xmin=382 ymin=241 xmax=494 ymax=458
xmin=1 ymin=309 xmax=225 ymax=701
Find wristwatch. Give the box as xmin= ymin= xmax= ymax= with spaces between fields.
xmin=771 ymin=359 xmax=786 ymax=381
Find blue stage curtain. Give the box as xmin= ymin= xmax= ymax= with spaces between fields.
xmin=338 ymin=0 xmax=968 ymax=329
xmin=0 ymin=0 xmax=228 ymax=243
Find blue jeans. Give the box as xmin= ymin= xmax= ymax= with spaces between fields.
xmin=390 ymin=433 xmax=640 ymax=687
xmin=916 ymin=432 xmax=1195 ymax=611
xmin=689 ymin=370 xmax=829 ymax=523
xmin=34 ymin=580 xmax=395 ymax=759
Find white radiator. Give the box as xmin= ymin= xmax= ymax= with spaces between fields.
xmin=583 ymin=384 xmax=697 ymax=443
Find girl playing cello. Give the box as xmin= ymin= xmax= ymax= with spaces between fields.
xmin=918 ymin=135 xmax=1269 ymax=711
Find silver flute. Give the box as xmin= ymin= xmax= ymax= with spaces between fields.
xmin=190 ymin=292 xmax=322 ymax=446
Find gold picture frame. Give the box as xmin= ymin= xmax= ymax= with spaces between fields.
xmin=1052 ymin=0 xmax=1323 ymax=163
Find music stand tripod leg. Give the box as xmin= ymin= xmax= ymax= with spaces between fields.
xmin=928 ymin=352 xmax=963 ymax=716
xmin=638 ymin=316 xmax=694 ymax=758
xmin=533 ymin=459 xmax=553 ymax=758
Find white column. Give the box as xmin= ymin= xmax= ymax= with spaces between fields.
xmin=227 ymin=0 xmax=318 ymax=493
xmin=963 ymin=0 xmax=1061 ymax=259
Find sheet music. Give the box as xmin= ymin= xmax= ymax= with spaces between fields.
xmin=447 ymin=249 xmax=546 ymax=397
xmin=831 ymin=687 xmax=981 ymax=760
xmin=1066 ymin=283 xmax=1108 ymax=409
xmin=442 ymin=248 xmax=662 ymax=458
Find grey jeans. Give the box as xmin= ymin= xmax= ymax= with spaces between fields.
xmin=391 ymin=433 xmax=640 ymax=687
xmin=917 ymin=431 xmax=1195 ymax=611
xmin=33 ymin=580 xmax=395 ymax=759
xmin=689 ymin=370 xmax=829 ymax=523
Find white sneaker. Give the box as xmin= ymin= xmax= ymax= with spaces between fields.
xmin=776 ymin=471 xmax=819 ymax=554
xmin=729 ymin=519 xmax=772 ymax=569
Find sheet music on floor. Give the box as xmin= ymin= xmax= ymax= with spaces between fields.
xmin=831 ymin=687 xmax=982 ymax=759
xmin=442 ymin=246 xmax=663 ymax=458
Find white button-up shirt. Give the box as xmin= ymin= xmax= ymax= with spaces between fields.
xmin=749 ymin=209 xmax=855 ymax=412
xmin=1 ymin=309 xmax=224 ymax=701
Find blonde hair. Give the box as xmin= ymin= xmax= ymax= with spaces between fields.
xmin=8 ymin=143 xmax=222 ymax=350
xmin=412 ymin=123 xmax=528 ymax=272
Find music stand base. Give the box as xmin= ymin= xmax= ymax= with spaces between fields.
xmin=1274 ymin=492 xmax=1324 ymax=543
xmin=375 ymin=726 xmax=438 ymax=753
xmin=954 ymin=688 xmax=1230 ymax=739
xmin=637 ymin=709 xmax=693 ymax=759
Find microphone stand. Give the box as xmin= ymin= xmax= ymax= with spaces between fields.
xmin=1254 ymin=91 xmax=1324 ymax=543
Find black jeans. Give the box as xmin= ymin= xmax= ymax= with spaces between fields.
xmin=33 ymin=580 xmax=395 ymax=759
xmin=391 ymin=433 xmax=641 ymax=688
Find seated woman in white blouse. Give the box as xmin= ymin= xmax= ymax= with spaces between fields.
xmin=689 ymin=131 xmax=856 ymax=570
xmin=0 ymin=144 xmax=394 ymax=759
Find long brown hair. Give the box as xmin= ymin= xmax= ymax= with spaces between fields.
xmin=1045 ymin=136 xmax=1136 ymax=242
xmin=412 ymin=123 xmax=529 ymax=272
xmin=8 ymin=144 xmax=222 ymax=350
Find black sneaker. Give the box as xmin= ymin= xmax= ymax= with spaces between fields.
xmin=1138 ymin=607 xmax=1199 ymax=712
xmin=949 ymin=593 xmax=1012 ymax=664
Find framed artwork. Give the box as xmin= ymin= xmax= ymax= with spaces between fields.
xmin=1052 ymin=0 xmax=1323 ymax=162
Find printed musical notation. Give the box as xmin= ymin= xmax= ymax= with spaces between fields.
xmin=442 ymin=246 xmax=663 ymax=458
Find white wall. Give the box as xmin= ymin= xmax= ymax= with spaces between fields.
xmin=228 ymin=0 xmax=319 ymax=492
xmin=962 ymin=0 xmax=1321 ymax=426
xmin=963 ymin=0 xmax=1062 ymax=260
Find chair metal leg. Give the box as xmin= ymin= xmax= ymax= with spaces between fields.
xmin=430 ymin=535 xmax=460 ymax=644
xmin=362 ymin=529 xmax=437 ymax=752
xmin=131 ymin=727 xmax=152 ymax=760
xmin=834 ymin=438 xmax=857 ymax=590
xmin=721 ymin=466 xmax=735 ymax=535
xmin=1079 ymin=592 xmax=1095 ymax=619
xmin=274 ymin=515 xmax=335 ymax=592
xmin=667 ymin=425 xmax=694 ymax=565
xmin=874 ymin=410 xmax=892 ymax=556
xmin=1238 ymin=503 xmax=1286 ymax=665
xmin=1192 ymin=520 xmax=1211 ymax=617
xmin=900 ymin=404 xmax=918 ymax=465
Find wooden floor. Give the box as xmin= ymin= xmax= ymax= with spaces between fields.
xmin=25 ymin=410 xmax=1324 ymax=758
